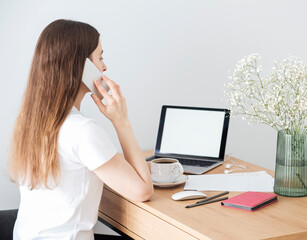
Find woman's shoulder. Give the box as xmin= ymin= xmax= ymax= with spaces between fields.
xmin=65 ymin=107 xmax=98 ymax=128
xmin=64 ymin=107 xmax=97 ymax=126
xmin=59 ymin=107 xmax=103 ymax=141
xmin=58 ymin=107 xmax=117 ymax=170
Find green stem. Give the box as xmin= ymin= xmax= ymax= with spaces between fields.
xmin=296 ymin=174 xmax=307 ymax=191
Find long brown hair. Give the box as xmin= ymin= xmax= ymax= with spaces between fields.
xmin=9 ymin=19 xmax=100 ymax=189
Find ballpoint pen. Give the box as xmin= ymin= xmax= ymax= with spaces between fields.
xmin=185 ymin=196 xmax=229 ymax=208
xmin=196 ymin=191 xmax=229 ymax=204
xmin=185 ymin=191 xmax=229 ymax=208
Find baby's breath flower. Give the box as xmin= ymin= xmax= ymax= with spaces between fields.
xmin=224 ymin=54 xmax=307 ymax=135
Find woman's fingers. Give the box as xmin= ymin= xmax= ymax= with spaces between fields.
xmin=116 ymin=85 xmax=125 ymax=101
xmin=92 ymin=75 xmax=128 ymax=122
xmin=94 ymin=79 xmax=112 ymax=102
xmin=101 ymin=76 xmax=121 ymax=101
xmin=91 ymin=94 xmax=106 ymax=114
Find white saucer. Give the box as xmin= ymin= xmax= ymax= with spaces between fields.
xmin=153 ymin=175 xmax=188 ymax=188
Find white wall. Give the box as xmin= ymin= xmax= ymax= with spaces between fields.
xmin=0 ymin=0 xmax=306 ymax=231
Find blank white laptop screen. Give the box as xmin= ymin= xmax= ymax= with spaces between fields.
xmin=159 ymin=108 xmax=225 ymax=158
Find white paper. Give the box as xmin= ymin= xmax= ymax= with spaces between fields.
xmin=184 ymin=171 xmax=274 ymax=192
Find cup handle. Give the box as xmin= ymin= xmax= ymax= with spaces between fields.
xmin=178 ymin=163 xmax=184 ymax=175
xmin=174 ymin=162 xmax=184 ymax=180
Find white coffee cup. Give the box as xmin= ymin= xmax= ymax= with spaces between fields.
xmin=151 ymin=158 xmax=184 ymax=183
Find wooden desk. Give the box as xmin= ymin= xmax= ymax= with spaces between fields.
xmin=98 ymin=151 xmax=307 ymax=240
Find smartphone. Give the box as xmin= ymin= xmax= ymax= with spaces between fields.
xmin=81 ymin=58 xmax=110 ymax=99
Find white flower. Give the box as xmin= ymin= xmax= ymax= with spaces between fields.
xmin=224 ymin=54 xmax=307 ymax=135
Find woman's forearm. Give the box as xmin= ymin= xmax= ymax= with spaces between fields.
xmin=113 ymin=120 xmax=153 ymax=186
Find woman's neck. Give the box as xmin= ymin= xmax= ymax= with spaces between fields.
xmin=74 ymin=83 xmax=89 ymax=111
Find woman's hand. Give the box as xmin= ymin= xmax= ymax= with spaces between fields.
xmin=91 ymin=75 xmax=128 ymax=126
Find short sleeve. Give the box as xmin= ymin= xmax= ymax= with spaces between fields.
xmin=77 ymin=119 xmax=117 ymax=171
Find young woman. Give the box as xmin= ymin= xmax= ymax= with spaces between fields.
xmin=9 ymin=19 xmax=154 ymax=240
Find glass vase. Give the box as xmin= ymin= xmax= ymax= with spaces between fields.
xmin=274 ymin=131 xmax=307 ymax=197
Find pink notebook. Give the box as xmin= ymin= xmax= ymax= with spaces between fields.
xmin=221 ymin=192 xmax=278 ymax=211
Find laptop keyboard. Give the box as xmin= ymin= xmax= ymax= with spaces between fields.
xmin=176 ymin=158 xmax=216 ymax=167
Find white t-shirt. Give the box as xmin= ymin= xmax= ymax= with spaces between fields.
xmin=13 ymin=107 xmax=117 ymax=240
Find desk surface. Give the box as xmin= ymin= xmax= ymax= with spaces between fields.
xmin=99 ymin=151 xmax=307 ymax=240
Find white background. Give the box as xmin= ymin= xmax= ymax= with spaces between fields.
xmin=1 ymin=0 xmax=306 ymax=235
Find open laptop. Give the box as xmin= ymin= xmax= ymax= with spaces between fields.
xmin=146 ymin=105 xmax=230 ymax=175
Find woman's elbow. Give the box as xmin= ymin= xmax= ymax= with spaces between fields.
xmin=134 ymin=184 xmax=154 ymax=202
xmin=143 ymin=185 xmax=154 ymax=202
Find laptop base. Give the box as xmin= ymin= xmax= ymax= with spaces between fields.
xmin=146 ymin=155 xmax=222 ymax=175
xmin=182 ymin=162 xmax=222 ymax=175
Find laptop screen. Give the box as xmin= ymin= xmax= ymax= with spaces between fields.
xmin=155 ymin=106 xmax=230 ymax=160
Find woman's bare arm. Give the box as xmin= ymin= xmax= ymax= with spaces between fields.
xmin=92 ymin=76 xmax=154 ymax=202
